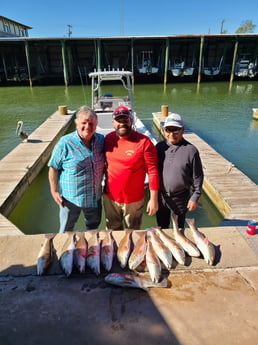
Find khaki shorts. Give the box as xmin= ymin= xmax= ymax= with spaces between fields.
xmin=103 ymin=194 xmax=144 ymax=230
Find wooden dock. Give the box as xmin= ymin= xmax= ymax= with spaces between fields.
xmin=0 ymin=109 xmax=75 ymax=235
xmin=153 ymin=112 xmax=258 ymax=226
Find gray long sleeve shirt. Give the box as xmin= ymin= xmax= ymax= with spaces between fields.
xmin=156 ymin=138 xmax=204 ymax=202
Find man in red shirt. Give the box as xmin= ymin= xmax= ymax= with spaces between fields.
xmin=104 ymin=106 xmax=159 ymax=230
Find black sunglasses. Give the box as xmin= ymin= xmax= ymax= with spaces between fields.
xmin=164 ymin=127 xmax=182 ymax=134
xmin=113 ymin=109 xmax=131 ymax=116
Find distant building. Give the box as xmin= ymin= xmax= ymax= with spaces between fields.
xmin=0 ymin=16 xmax=31 ymax=37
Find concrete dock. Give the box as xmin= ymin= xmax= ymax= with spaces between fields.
xmin=0 ymin=228 xmax=258 ymax=345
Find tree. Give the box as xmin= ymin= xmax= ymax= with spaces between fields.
xmin=235 ymin=20 xmax=256 ymax=33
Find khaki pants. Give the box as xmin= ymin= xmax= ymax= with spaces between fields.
xmin=103 ymin=194 xmax=144 ymax=230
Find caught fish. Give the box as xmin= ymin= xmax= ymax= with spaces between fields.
xmin=37 ymin=233 xmax=56 ymax=276
xmin=155 ymin=227 xmax=185 ymax=265
xmin=100 ymin=230 xmax=114 ymax=272
xmin=117 ymin=229 xmax=132 ymax=269
xmin=60 ymin=232 xmax=76 ymax=277
xmin=186 ymin=218 xmax=216 ymax=265
xmin=74 ymin=232 xmax=87 ymax=273
xmin=171 ymin=214 xmax=200 ymax=257
xmin=128 ymin=232 xmax=147 ymax=270
xmin=86 ymin=231 xmax=100 ymax=276
xmin=146 ymin=237 xmax=162 ymax=283
xmin=147 ymin=230 xmax=173 ymax=270
xmin=105 ymin=273 xmax=168 ymax=291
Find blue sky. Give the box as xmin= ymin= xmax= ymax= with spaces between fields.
xmin=2 ymin=0 xmax=258 ymax=38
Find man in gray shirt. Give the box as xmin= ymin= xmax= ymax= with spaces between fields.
xmin=156 ymin=113 xmax=204 ymax=229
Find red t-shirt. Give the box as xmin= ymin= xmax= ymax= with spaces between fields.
xmin=104 ymin=130 xmax=159 ymax=203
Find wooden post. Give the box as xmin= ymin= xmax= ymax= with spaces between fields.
xmin=61 ymin=40 xmax=69 ymax=87
xmin=197 ymin=36 xmax=204 ymax=84
xmin=58 ymin=105 xmax=67 ymax=115
xmin=24 ymin=41 xmax=32 ymax=87
xmin=161 ymin=105 xmax=168 ymax=117
xmin=163 ymin=38 xmax=169 ymax=92
xmin=230 ymin=39 xmax=238 ymax=85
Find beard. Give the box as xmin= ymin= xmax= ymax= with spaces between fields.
xmin=116 ymin=124 xmax=132 ymax=137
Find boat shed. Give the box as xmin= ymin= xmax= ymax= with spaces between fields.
xmin=0 ymin=33 xmax=257 ymax=86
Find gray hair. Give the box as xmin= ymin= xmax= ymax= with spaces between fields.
xmin=76 ymin=105 xmax=97 ymax=120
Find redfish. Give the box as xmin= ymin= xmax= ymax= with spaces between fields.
xmin=37 ymin=233 xmax=56 ymax=276
xmin=86 ymin=231 xmax=100 ymax=276
xmin=171 ymin=214 xmax=200 ymax=257
xmin=186 ymin=218 xmax=216 ymax=265
xmin=147 ymin=230 xmax=173 ymax=270
xmin=128 ymin=232 xmax=147 ymax=270
xmin=117 ymin=229 xmax=132 ymax=269
xmin=60 ymin=232 xmax=76 ymax=277
xmin=146 ymin=237 xmax=162 ymax=283
xmin=74 ymin=232 xmax=87 ymax=273
xmin=155 ymin=227 xmax=185 ymax=265
xmin=105 ymin=273 xmax=168 ymax=291
xmin=100 ymin=230 xmax=114 ymax=272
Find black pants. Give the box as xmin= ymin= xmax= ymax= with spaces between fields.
xmin=156 ymin=190 xmax=190 ymax=229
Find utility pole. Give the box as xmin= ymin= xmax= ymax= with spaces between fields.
xmin=220 ymin=19 xmax=225 ymax=34
xmin=67 ymin=24 xmax=72 ymax=38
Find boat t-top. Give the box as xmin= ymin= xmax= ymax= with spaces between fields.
xmin=88 ymin=69 xmax=157 ymax=143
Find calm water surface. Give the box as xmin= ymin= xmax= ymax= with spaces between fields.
xmin=1 ymin=81 xmax=257 ymax=234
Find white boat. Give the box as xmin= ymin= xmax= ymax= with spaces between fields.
xmin=235 ymin=55 xmax=258 ymax=78
xmin=169 ymin=59 xmax=195 ymax=77
xmin=203 ymin=56 xmax=223 ymax=76
xmin=137 ymin=51 xmax=159 ymax=75
xmin=88 ymin=69 xmax=157 ymax=144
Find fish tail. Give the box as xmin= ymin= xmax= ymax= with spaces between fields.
xmin=186 ymin=218 xmax=195 ymax=226
xmin=157 ymin=278 xmax=168 ymax=288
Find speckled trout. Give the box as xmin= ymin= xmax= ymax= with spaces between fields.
xmin=37 ymin=233 xmax=56 ymax=276
xmin=128 ymin=232 xmax=147 ymax=270
xmin=100 ymin=230 xmax=114 ymax=272
xmin=117 ymin=229 xmax=132 ymax=269
xmin=105 ymin=273 xmax=168 ymax=291
xmin=74 ymin=232 xmax=87 ymax=273
xmin=146 ymin=236 xmax=162 ymax=283
xmin=147 ymin=230 xmax=173 ymax=270
xmin=171 ymin=214 xmax=200 ymax=257
xmin=155 ymin=227 xmax=185 ymax=265
xmin=186 ymin=218 xmax=216 ymax=265
xmin=86 ymin=231 xmax=100 ymax=276
xmin=60 ymin=232 xmax=76 ymax=277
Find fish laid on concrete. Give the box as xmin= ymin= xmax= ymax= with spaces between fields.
xmin=186 ymin=218 xmax=216 ymax=265
xmin=74 ymin=232 xmax=87 ymax=273
xmin=100 ymin=230 xmax=114 ymax=272
xmin=37 ymin=233 xmax=56 ymax=276
xmin=128 ymin=232 xmax=147 ymax=270
xmin=146 ymin=237 xmax=162 ymax=283
xmin=155 ymin=227 xmax=186 ymax=265
xmin=105 ymin=273 xmax=168 ymax=291
xmin=86 ymin=231 xmax=100 ymax=276
xmin=171 ymin=214 xmax=200 ymax=257
xmin=117 ymin=229 xmax=132 ymax=269
xmin=147 ymin=230 xmax=173 ymax=270
xmin=60 ymin=233 xmax=76 ymax=277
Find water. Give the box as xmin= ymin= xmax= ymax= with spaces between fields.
xmin=1 ymin=81 xmax=258 ymax=234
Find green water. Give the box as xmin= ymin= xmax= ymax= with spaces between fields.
xmin=2 ymin=81 xmax=258 ymax=234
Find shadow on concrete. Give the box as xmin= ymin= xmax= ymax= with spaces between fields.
xmin=0 ymin=264 xmax=181 ymax=345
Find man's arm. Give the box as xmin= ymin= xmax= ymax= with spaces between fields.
xmin=48 ymin=167 xmax=63 ymax=207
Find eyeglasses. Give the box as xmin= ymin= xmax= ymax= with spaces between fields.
xmin=113 ymin=109 xmax=131 ymax=117
xmin=164 ymin=127 xmax=182 ymax=134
